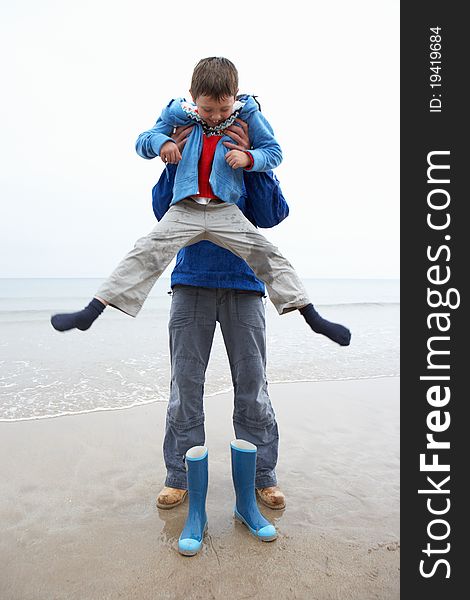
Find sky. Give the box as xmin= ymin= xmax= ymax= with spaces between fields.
xmin=0 ymin=0 xmax=399 ymax=279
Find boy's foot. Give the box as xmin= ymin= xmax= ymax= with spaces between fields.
xmin=50 ymin=298 xmax=106 ymax=332
xmin=300 ymin=304 xmax=351 ymax=346
xmin=156 ymin=487 xmax=188 ymax=509
xmin=256 ymin=486 xmax=286 ymax=510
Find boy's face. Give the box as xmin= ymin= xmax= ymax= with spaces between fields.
xmin=192 ymin=94 xmax=236 ymax=127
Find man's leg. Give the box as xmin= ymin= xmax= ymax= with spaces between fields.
xmin=162 ymin=286 xmax=217 ymax=491
xmin=217 ymin=289 xmax=279 ymax=490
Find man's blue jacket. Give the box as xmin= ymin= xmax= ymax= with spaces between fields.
xmin=152 ymin=164 xmax=289 ymax=293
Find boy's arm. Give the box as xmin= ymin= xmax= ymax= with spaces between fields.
xmin=222 ymin=119 xmax=288 ymax=227
xmin=136 ymin=98 xmax=192 ymax=159
xmin=136 ymin=116 xmax=175 ymax=159
xmin=242 ymin=170 xmax=289 ymax=228
xmin=244 ymin=110 xmax=283 ymax=172
xmin=151 ymin=125 xmax=194 ymax=220
xmin=223 ymin=118 xmax=288 ymax=227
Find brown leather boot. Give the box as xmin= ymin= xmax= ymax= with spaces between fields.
xmin=256 ymin=486 xmax=286 ymax=510
xmin=156 ymin=486 xmax=188 ymax=509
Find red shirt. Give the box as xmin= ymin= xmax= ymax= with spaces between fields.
xmin=193 ymin=134 xmax=220 ymax=199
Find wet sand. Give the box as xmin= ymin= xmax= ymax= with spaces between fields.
xmin=0 ymin=378 xmax=399 ymax=600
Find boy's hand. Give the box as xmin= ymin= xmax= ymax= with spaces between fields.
xmin=225 ymin=149 xmax=251 ymax=169
xmin=222 ymin=118 xmax=251 ymax=151
xmin=171 ymin=125 xmax=194 ymax=152
xmin=160 ymin=140 xmax=182 ymax=164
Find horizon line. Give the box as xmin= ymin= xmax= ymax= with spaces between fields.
xmin=0 ymin=275 xmax=400 ymax=281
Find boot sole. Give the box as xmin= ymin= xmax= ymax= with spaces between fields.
xmin=156 ymin=490 xmax=188 ymax=510
xmin=234 ymin=510 xmax=277 ymax=542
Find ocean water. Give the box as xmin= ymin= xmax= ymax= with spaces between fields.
xmin=0 ymin=278 xmax=399 ymax=421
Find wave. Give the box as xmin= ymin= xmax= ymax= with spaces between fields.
xmin=0 ymin=373 xmax=400 ymax=423
xmin=0 ymin=301 xmax=400 ymax=315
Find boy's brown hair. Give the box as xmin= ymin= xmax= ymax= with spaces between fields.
xmin=190 ymin=57 xmax=239 ymax=101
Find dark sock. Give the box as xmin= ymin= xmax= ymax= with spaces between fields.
xmin=51 ymin=298 xmax=106 ymax=332
xmin=300 ymin=304 xmax=351 ymax=346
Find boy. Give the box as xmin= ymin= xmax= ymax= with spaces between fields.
xmin=51 ymin=57 xmax=351 ymax=347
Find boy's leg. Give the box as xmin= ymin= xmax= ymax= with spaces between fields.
xmin=217 ymin=289 xmax=279 ymax=489
xmin=96 ymin=200 xmax=207 ymax=317
xmin=163 ymin=286 xmax=217 ymax=490
xmin=205 ymin=201 xmax=351 ymax=346
xmin=51 ymin=200 xmax=208 ymax=332
xmin=205 ymin=202 xmax=309 ymax=314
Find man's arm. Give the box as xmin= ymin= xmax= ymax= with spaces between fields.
xmin=152 ymin=165 xmax=176 ymax=220
xmin=242 ymin=170 xmax=289 ymax=228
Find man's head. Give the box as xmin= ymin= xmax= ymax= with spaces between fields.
xmin=190 ymin=57 xmax=239 ymax=127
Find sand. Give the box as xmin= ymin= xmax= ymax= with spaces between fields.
xmin=0 ymin=378 xmax=399 ymax=600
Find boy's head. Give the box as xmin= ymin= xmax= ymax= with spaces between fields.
xmin=190 ymin=57 xmax=239 ymax=127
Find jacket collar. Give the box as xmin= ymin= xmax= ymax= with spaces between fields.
xmin=180 ymin=100 xmax=245 ymax=136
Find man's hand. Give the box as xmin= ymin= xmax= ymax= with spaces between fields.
xmin=160 ymin=125 xmax=194 ymax=164
xmin=160 ymin=140 xmax=182 ymax=164
xmin=222 ymin=118 xmax=250 ymax=151
xmin=225 ymin=149 xmax=251 ymax=169
xmin=171 ymin=125 xmax=194 ymax=152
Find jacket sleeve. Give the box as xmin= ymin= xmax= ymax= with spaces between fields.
xmin=245 ymin=111 xmax=283 ymax=172
xmin=136 ymin=98 xmax=192 ymax=159
xmin=152 ymin=164 xmax=177 ymax=220
xmin=135 ymin=116 xmax=175 ymax=159
xmin=242 ymin=170 xmax=289 ymax=228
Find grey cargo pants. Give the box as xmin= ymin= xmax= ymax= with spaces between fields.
xmin=163 ymin=285 xmax=279 ymax=490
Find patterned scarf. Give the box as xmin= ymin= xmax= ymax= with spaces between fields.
xmin=180 ymin=100 xmax=244 ymax=136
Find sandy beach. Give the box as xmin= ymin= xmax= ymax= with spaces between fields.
xmin=0 ymin=377 xmax=399 ymax=600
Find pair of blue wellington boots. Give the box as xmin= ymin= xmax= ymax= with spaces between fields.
xmin=178 ymin=439 xmax=278 ymax=556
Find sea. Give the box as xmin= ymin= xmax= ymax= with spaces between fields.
xmin=0 ymin=278 xmax=399 ymax=422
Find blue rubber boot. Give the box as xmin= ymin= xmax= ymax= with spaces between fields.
xmin=231 ymin=439 xmax=277 ymax=542
xmin=178 ymin=446 xmax=208 ymax=556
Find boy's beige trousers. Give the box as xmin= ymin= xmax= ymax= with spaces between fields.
xmin=96 ymin=199 xmax=310 ymax=317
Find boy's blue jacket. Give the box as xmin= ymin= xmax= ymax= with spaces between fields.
xmin=136 ymin=95 xmax=283 ymax=205
xmin=152 ymin=164 xmax=289 ymax=293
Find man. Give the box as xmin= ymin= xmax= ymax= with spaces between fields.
xmin=155 ymin=120 xmax=287 ymax=510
